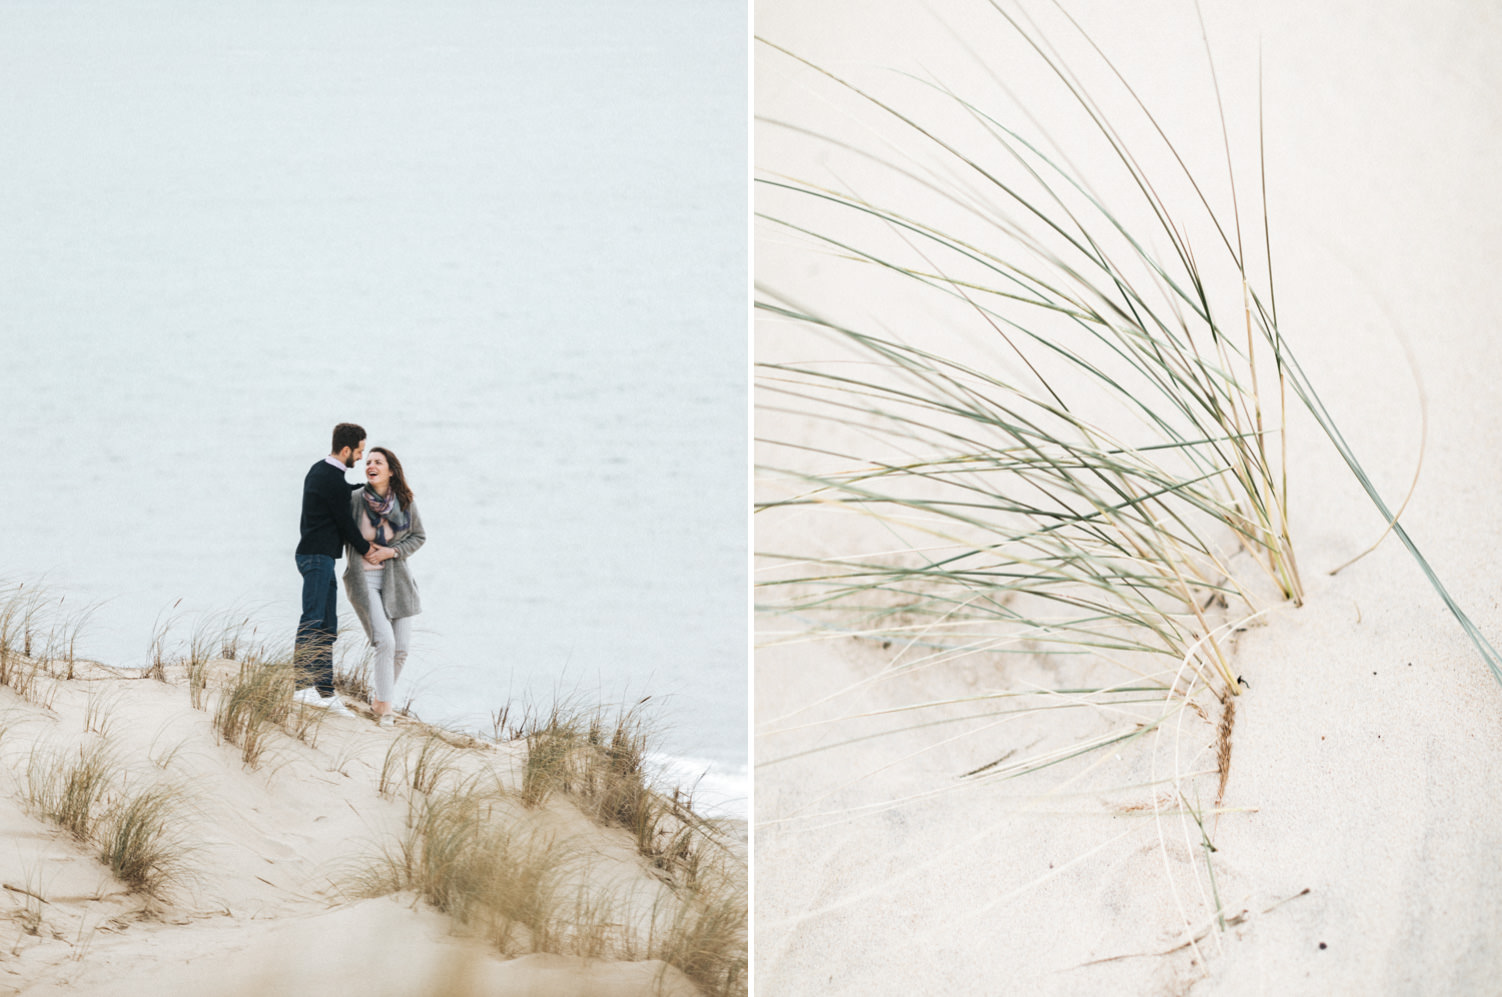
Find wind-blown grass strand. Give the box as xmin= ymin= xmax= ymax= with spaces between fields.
xmin=1256 ymin=314 xmax=1502 ymax=684
xmin=757 ymin=4 xmax=1502 ymax=684
xmin=756 ymin=4 xmax=1502 ymax=825
xmin=758 ymin=296 xmax=1274 ymax=697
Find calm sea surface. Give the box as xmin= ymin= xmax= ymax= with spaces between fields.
xmin=0 ymin=2 xmax=746 ymax=812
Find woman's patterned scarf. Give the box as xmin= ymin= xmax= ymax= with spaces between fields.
xmin=362 ymin=485 xmax=409 ymax=546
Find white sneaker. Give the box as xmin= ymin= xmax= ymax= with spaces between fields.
xmin=293 ymin=687 xmax=325 ymax=707
xmin=322 ymin=694 xmax=355 ymax=718
xmin=377 ymin=713 xmax=395 ymax=728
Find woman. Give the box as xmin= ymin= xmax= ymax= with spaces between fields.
xmin=342 ymin=446 xmax=424 ymax=726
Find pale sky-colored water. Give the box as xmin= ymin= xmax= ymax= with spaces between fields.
xmin=0 ymin=1 xmax=746 ymax=810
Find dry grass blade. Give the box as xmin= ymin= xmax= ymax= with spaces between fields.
xmin=334 ymin=639 xmax=374 ymax=706
xmin=83 ymin=689 xmax=117 ymax=740
xmin=145 ymin=600 xmax=184 ymax=683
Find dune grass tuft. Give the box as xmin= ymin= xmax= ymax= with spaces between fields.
xmin=645 ymin=865 xmax=749 ymax=997
xmin=511 ymin=698 xmax=738 ymax=894
xmin=145 ymin=600 xmax=185 ymax=683
xmin=24 ymin=733 xmax=190 ymax=900
xmin=379 ymin=728 xmax=463 ymax=798
xmin=184 ymin=614 xmax=234 ymax=710
xmin=141 ymin=607 xmax=258 ymax=710
xmin=26 ymin=740 xmax=118 ymax=842
xmin=82 ymin=688 xmax=117 ymax=739
xmin=519 ymin=702 xmax=587 ymax=807
xmin=519 ymin=701 xmax=655 ymax=814
xmin=758 ymin=41 xmax=1297 ymax=708
xmin=333 ymin=640 xmax=374 ymax=706
xmin=187 ymin=654 xmax=211 ymax=711
xmin=754 ymin=5 xmax=1502 ymax=810
xmin=211 ymin=656 xmax=298 ymax=767
xmin=216 ymin=612 xmax=256 ymax=662
xmin=97 ymin=784 xmax=189 ymax=899
xmin=364 ymin=776 xmax=573 ymax=954
xmin=0 ymin=583 xmax=76 ymax=707
xmin=42 ymin=593 xmax=94 ymax=681
xmin=361 ymin=763 xmax=747 ymax=996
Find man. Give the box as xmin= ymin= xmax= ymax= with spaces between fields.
xmin=293 ymin=422 xmax=390 ymax=715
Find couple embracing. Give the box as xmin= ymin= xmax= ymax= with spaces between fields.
xmin=293 ymin=422 xmax=424 ymax=726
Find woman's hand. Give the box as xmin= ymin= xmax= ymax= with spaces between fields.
xmin=366 ymin=545 xmax=397 ymax=565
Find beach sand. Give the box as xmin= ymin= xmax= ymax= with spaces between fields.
xmin=754 ymin=1 xmax=1502 ymax=992
xmin=0 ymin=654 xmax=742 ymax=996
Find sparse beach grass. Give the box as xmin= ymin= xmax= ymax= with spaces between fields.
xmin=362 ymin=758 xmax=747 ymax=996
xmin=365 ymin=775 xmax=575 ymax=954
xmin=22 ymin=731 xmax=189 ymax=903
xmin=361 ymin=691 xmax=746 ymax=994
xmin=0 ymin=582 xmax=97 ymax=706
xmin=96 ymin=783 xmax=189 ymax=898
xmin=514 ymin=698 xmax=732 ymax=885
xmin=0 ymin=583 xmax=746 ymax=993
xmin=755 ymin=3 xmax=1502 ymax=789
xmin=144 ymin=600 xmax=183 ymax=683
xmin=26 ymin=740 xmax=117 ymax=842
xmin=211 ymin=656 xmax=300 ymax=766
xmin=754 ymin=7 xmax=1502 ymax=982
xmin=334 ymin=640 xmax=375 ymax=705
xmin=379 ymin=727 xmax=463 ymax=798
xmin=646 ymin=862 xmax=749 ymax=997
xmin=184 ymin=613 xmax=235 ymax=710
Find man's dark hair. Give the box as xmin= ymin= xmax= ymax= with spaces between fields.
xmin=331 ymin=423 xmax=367 ymax=454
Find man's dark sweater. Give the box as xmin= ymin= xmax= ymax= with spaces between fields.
xmin=296 ymin=460 xmax=372 ymax=559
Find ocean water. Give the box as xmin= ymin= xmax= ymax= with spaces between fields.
xmin=0 ymin=2 xmax=746 ymax=813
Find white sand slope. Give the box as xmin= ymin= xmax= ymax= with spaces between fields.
xmin=755 ymin=0 xmax=1502 ymax=993
xmin=0 ymin=660 xmax=715 ymax=996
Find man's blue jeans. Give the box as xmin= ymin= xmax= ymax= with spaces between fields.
xmin=294 ymin=554 xmax=338 ymax=696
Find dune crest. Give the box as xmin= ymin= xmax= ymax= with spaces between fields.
xmin=0 ymin=648 xmax=744 ymax=996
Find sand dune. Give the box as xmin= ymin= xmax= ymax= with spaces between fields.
xmin=0 ymin=650 xmax=743 ymax=996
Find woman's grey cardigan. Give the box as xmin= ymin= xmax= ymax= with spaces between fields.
xmin=342 ymin=489 xmax=425 ymax=643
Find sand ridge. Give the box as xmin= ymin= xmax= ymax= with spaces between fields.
xmin=0 ymin=659 xmax=713 ymax=996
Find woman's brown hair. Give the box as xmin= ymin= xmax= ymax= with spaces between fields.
xmin=370 ymin=447 xmax=414 ymax=510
